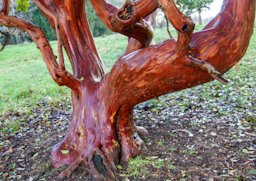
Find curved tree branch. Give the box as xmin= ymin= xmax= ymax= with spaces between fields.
xmin=125 ymin=12 xmax=157 ymax=54
xmin=103 ymin=0 xmax=255 ymax=108
xmin=0 ymin=14 xmax=81 ymax=93
xmin=33 ymin=0 xmax=106 ymax=81
xmin=89 ymin=0 xmax=158 ymax=47
xmin=158 ymin=0 xmax=227 ymax=83
xmin=33 ymin=0 xmax=65 ymax=70
xmin=159 ymin=0 xmax=195 ymax=58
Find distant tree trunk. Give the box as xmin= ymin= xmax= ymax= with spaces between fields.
xmin=165 ymin=15 xmax=173 ymax=38
xmin=0 ymin=0 xmax=255 ymax=180
xmin=198 ymin=9 xmax=202 ymax=24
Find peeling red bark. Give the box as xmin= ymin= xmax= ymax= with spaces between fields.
xmin=0 ymin=0 xmax=255 ymax=180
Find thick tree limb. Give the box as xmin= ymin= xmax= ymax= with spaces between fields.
xmin=158 ymin=0 xmax=227 ymax=83
xmin=125 ymin=13 xmax=157 ymax=54
xmin=159 ymin=0 xmax=195 ymax=57
xmin=104 ymin=0 xmax=255 ymax=107
xmin=89 ymin=0 xmax=157 ymax=47
xmin=33 ymin=0 xmax=106 ymax=81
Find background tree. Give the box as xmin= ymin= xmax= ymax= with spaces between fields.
xmin=108 ymin=0 xmax=123 ymax=7
xmin=0 ymin=0 xmax=255 ymax=180
xmin=0 ymin=0 xmax=118 ymax=45
xmin=85 ymin=1 xmax=111 ymax=37
xmin=29 ymin=2 xmax=56 ymax=40
xmin=0 ymin=0 xmax=55 ymax=43
xmin=176 ymin=0 xmax=214 ymax=24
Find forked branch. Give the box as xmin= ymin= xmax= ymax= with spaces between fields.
xmin=33 ymin=0 xmax=106 ymax=80
xmin=33 ymin=0 xmax=65 ymax=70
xmin=159 ymin=0 xmax=195 ymax=57
xmin=89 ymin=0 xmax=158 ymax=47
xmin=104 ymin=0 xmax=255 ymax=107
xmin=158 ymin=0 xmax=228 ymax=83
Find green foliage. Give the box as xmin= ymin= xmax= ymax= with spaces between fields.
xmin=183 ymin=147 xmax=197 ymax=155
xmin=126 ymin=156 xmax=151 ymax=177
xmin=86 ymin=2 xmax=111 ymax=37
xmin=176 ymin=0 xmax=214 ymax=15
xmin=127 ymin=156 xmax=165 ymax=177
xmin=248 ymin=169 xmax=256 ymax=175
xmin=30 ymin=3 xmax=56 ymax=41
xmin=16 ymin=0 xmax=30 ymax=13
xmin=157 ymin=140 xmax=164 ymax=146
xmin=15 ymin=0 xmax=122 ymax=42
xmin=167 ymin=163 xmax=176 ymax=171
xmin=168 ymin=147 xmax=177 ymax=152
xmin=1 ymin=120 xmax=23 ymax=133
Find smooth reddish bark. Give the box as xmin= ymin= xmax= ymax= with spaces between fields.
xmin=0 ymin=0 xmax=255 ymax=180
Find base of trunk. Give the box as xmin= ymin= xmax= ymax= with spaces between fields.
xmin=51 ymin=96 xmax=146 ymax=180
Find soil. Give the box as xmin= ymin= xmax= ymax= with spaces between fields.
xmin=1 ymin=91 xmax=255 ymax=181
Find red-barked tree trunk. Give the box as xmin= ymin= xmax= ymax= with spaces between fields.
xmin=0 ymin=0 xmax=255 ymax=180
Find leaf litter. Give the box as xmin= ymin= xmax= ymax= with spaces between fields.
xmin=0 ymin=66 xmax=255 ymax=180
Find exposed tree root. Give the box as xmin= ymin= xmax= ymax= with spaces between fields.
xmin=53 ymin=142 xmax=121 ymax=180
xmin=85 ymin=148 xmax=117 ymax=180
xmin=134 ymin=125 xmax=149 ymax=136
xmin=53 ymin=138 xmax=143 ymax=180
xmin=51 ymin=108 xmax=147 ymax=180
xmin=57 ymin=157 xmax=83 ymax=180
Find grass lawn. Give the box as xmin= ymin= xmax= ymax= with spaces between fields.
xmin=0 ymin=24 xmax=256 ymax=180
xmin=0 ymin=24 xmax=255 ymax=115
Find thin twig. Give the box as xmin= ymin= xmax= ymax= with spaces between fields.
xmin=165 ymin=15 xmax=173 ymax=38
xmin=0 ymin=30 xmax=8 ymax=51
xmin=33 ymin=0 xmax=65 ymax=70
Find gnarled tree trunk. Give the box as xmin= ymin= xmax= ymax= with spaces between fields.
xmin=0 ymin=0 xmax=255 ymax=180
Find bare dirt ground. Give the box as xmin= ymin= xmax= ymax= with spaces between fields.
xmin=1 ymin=91 xmax=255 ymax=180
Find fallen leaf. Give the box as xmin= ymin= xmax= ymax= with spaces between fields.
xmin=60 ymin=150 xmax=69 ymax=155
xmin=248 ymin=169 xmax=256 ymax=175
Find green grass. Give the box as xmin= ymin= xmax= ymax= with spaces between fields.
xmin=183 ymin=148 xmax=197 ymax=155
xmin=0 ymin=41 xmax=68 ymax=114
xmin=0 ymin=23 xmax=255 ymax=115
xmin=126 ymin=156 xmax=165 ymax=177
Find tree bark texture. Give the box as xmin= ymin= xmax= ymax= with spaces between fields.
xmin=0 ymin=0 xmax=255 ymax=180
